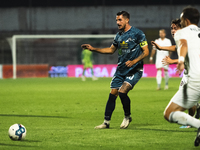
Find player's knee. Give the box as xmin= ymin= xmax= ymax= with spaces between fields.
xmin=164 ymin=113 xmax=170 ymax=121
xmin=163 ymin=109 xmax=171 ymax=122
xmin=156 ymin=70 xmax=162 ymax=76
xmin=164 ymin=109 xmax=177 ymax=123
xmin=110 ymin=89 xmax=118 ymax=97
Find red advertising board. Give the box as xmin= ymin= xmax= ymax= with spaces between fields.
xmin=3 ymin=65 xmax=49 ymax=78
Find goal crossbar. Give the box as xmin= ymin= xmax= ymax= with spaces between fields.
xmin=11 ymin=34 xmax=116 ymax=79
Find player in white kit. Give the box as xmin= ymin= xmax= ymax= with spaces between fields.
xmin=150 ymin=29 xmax=172 ymax=90
xmin=152 ymin=19 xmax=200 ymax=128
xmin=163 ymin=7 xmax=200 ymax=146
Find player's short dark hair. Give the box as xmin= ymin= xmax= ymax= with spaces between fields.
xmin=159 ymin=29 xmax=166 ymax=33
xmin=171 ymin=18 xmax=181 ymax=28
xmin=116 ymin=11 xmax=130 ymax=19
xmin=182 ymin=6 xmax=200 ymax=25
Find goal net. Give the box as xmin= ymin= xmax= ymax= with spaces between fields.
xmin=10 ymin=34 xmax=117 ymax=79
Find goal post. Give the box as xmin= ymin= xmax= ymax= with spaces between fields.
xmin=11 ymin=34 xmax=116 ymax=79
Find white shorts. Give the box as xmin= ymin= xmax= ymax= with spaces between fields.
xmin=156 ymin=58 xmax=168 ymax=70
xmin=170 ymin=77 xmax=200 ymax=109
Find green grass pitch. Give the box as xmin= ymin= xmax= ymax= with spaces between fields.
xmin=0 ymin=77 xmax=198 ymax=150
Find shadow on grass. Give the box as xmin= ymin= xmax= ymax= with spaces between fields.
xmin=0 ymin=114 xmax=68 ymax=119
xmin=0 ymin=139 xmax=42 ymax=147
xmin=21 ymin=140 xmax=42 ymax=143
xmin=132 ymin=127 xmax=196 ymax=133
xmin=112 ymin=123 xmax=196 ymax=133
xmin=0 ymin=143 xmax=38 ymax=147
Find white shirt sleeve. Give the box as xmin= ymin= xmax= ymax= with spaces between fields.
xmin=174 ymin=29 xmax=188 ymax=57
xmin=175 ymin=29 xmax=187 ymax=41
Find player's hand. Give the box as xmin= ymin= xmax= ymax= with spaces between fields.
xmin=162 ymin=56 xmax=171 ymax=65
xmin=149 ymin=59 xmax=153 ymax=64
xmin=81 ymin=44 xmax=94 ymax=51
xmin=151 ymin=41 xmax=161 ymax=50
xmin=125 ymin=60 xmax=136 ymax=67
xmin=176 ymin=61 xmax=184 ymax=75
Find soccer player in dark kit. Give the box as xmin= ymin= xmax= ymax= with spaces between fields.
xmin=81 ymin=11 xmax=149 ymax=129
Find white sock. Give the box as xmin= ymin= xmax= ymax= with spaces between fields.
xmin=164 ymin=71 xmax=169 ymax=86
xmin=156 ymin=70 xmax=162 ymax=88
xmin=169 ymin=111 xmax=200 ymax=128
xmin=104 ymin=120 xmax=110 ymax=125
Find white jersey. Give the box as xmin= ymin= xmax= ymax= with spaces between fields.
xmin=155 ymin=38 xmax=172 ymax=69
xmin=175 ymin=24 xmax=200 ymax=82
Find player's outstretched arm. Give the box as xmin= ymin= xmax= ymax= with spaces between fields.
xmin=151 ymin=41 xmax=162 ymax=50
xmin=159 ymin=45 xmax=176 ymax=52
xmin=177 ymin=39 xmax=187 ymax=73
xmin=151 ymin=41 xmax=176 ymax=52
xmin=81 ymin=44 xmax=117 ymax=54
xmin=162 ymin=56 xmax=178 ymax=65
xmin=125 ymin=45 xmax=149 ymax=67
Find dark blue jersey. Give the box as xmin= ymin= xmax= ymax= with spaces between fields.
xmin=112 ymin=26 xmax=147 ymax=76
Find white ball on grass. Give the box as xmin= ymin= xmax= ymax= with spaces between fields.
xmin=8 ymin=124 xmax=27 ymax=140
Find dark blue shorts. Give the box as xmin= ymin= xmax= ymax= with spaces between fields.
xmin=110 ymin=70 xmax=143 ymax=89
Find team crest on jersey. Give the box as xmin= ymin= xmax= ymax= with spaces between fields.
xmin=126 ymin=38 xmax=135 ymax=42
xmin=120 ymin=41 xmax=128 ymax=49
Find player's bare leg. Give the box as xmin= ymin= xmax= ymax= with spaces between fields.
xmin=164 ymin=69 xmax=169 ymax=90
xmin=189 ymin=106 xmax=196 ymax=117
xmin=156 ymin=68 xmax=162 ymax=90
xmin=95 ymin=89 xmax=118 ymax=129
xmin=89 ymin=67 xmax=98 ymax=81
xmin=81 ymin=68 xmax=86 ymax=81
xmin=165 ymin=102 xmax=200 ymax=146
xmin=195 ymin=103 xmax=200 ymax=119
xmin=164 ymin=102 xmax=200 ymax=128
xmin=179 ymin=106 xmax=197 ymax=128
xmin=118 ymin=82 xmax=132 ymax=129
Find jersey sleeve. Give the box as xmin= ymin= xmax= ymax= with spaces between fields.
xmin=137 ymin=30 xmax=148 ymax=48
xmin=174 ymin=29 xmax=187 ymax=41
xmin=174 ymin=29 xmax=188 ymax=49
xmin=112 ymin=34 xmax=119 ymax=48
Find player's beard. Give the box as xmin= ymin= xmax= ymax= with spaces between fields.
xmin=119 ymin=24 xmax=126 ymax=32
